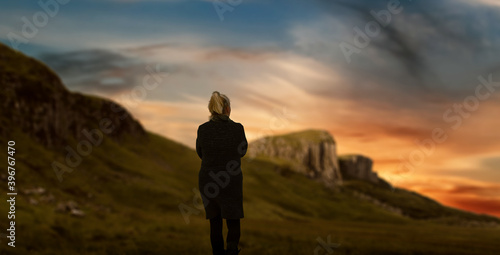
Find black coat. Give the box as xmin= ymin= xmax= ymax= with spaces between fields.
xmin=196 ymin=115 xmax=247 ymax=219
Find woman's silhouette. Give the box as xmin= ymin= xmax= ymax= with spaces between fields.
xmin=196 ymin=91 xmax=247 ymax=255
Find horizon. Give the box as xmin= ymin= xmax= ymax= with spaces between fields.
xmin=1 ymin=0 xmax=500 ymax=218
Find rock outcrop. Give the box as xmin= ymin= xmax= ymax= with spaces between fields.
xmin=338 ymin=155 xmax=382 ymax=185
xmin=248 ymin=130 xmax=388 ymax=187
xmin=248 ymin=130 xmax=342 ymax=185
xmin=0 ymin=43 xmax=146 ymax=149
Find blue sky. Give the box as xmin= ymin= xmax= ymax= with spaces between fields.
xmin=1 ymin=0 xmax=318 ymax=54
xmin=2 ymin=0 xmax=500 ymax=216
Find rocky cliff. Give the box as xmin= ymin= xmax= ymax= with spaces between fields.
xmin=338 ymin=155 xmax=378 ymax=183
xmin=0 ymin=43 xmax=146 ymax=149
xmin=338 ymin=155 xmax=391 ymax=187
xmin=248 ymin=130 xmax=391 ymax=187
xmin=248 ymin=130 xmax=343 ymax=185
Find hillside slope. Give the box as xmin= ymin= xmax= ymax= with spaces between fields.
xmin=249 ymin=131 xmax=500 ymax=225
xmin=0 ymin=43 xmax=499 ymax=255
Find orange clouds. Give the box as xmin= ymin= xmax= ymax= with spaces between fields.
xmin=382 ymin=175 xmax=500 ymax=217
xmin=441 ymin=197 xmax=500 ymax=217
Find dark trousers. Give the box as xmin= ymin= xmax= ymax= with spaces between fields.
xmin=210 ymin=214 xmax=240 ymax=252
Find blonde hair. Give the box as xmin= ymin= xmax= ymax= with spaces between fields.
xmin=208 ymin=91 xmax=230 ymax=118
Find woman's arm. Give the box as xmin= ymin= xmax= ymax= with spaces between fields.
xmin=196 ymin=127 xmax=202 ymax=159
xmin=238 ymin=124 xmax=248 ymax=157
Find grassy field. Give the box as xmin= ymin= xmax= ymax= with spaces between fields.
xmin=1 ymin=130 xmax=499 ymax=255
xmin=7 ymin=209 xmax=500 ymax=255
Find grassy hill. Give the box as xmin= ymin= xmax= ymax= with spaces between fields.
xmin=1 ymin=42 xmax=499 ymax=254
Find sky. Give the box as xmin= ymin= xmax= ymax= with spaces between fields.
xmin=1 ymin=0 xmax=500 ymax=217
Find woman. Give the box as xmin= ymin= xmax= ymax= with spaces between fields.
xmin=196 ymin=91 xmax=247 ymax=255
